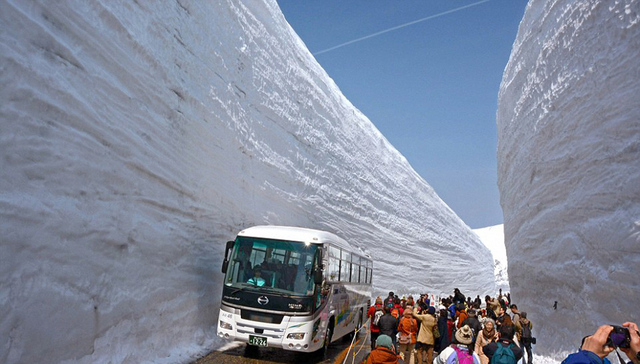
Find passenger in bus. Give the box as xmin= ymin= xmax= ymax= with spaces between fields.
xmin=236 ymin=244 xmax=253 ymax=282
xmin=247 ymin=267 xmax=265 ymax=287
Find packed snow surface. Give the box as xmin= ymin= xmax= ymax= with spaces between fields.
xmin=497 ymin=0 xmax=640 ymax=357
xmin=0 ymin=0 xmax=495 ymax=363
xmin=473 ymin=225 xmax=509 ymax=292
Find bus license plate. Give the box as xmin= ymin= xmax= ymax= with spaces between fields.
xmin=249 ymin=335 xmax=267 ymax=347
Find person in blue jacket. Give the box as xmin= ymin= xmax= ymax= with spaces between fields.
xmin=562 ymin=322 xmax=640 ymax=364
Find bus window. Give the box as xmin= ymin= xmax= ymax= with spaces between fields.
xmin=328 ymin=255 xmax=340 ymax=281
xmin=341 ymin=260 xmax=351 ymax=282
xmin=340 ymin=251 xmax=351 ymax=282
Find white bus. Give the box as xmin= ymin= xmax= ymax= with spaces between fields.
xmin=217 ymin=226 xmax=373 ymax=354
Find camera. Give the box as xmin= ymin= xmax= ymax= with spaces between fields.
xmin=606 ymin=326 xmax=631 ymax=349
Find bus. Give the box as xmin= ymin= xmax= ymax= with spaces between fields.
xmin=216 ymin=226 xmax=373 ymax=354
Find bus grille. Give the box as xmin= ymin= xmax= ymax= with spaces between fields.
xmin=241 ymin=310 xmax=284 ymax=324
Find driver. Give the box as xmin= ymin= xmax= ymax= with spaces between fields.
xmin=247 ymin=267 xmax=265 ymax=287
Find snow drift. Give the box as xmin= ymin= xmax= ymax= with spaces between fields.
xmin=497 ymin=0 xmax=640 ymax=356
xmin=0 ymin=0 xmax=495 ymax=363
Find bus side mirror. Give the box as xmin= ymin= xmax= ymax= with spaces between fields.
xmin=313 ymin=268 xmax=323 ymax=285
xmin=313 ymin=249 xmax=324 ymax=284
xmin=221 ymin=240 xmax=234 ymax=274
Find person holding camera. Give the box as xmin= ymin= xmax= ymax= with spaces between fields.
xmin=561 ymin=322 xmax=640 ymax=364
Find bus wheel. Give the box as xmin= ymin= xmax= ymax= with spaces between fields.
xmin=322 ymin=323 xmax=333 ymax=357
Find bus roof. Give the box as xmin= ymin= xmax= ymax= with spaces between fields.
xmin=237 ymin=225 xmax=368 ymax=258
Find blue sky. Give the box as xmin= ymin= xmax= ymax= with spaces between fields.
xmin=276 ymin=1 xmax=528 ymax=229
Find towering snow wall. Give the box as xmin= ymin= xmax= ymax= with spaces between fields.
xmin=0 ymin=1 xmax=494 ymax=363
xmin=497 ymin=0 xmax=640 ymax=356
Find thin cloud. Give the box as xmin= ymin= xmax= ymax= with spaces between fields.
xmin=313 ymin=0 xmax=491 ymax=56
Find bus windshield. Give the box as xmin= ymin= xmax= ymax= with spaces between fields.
xmin=224 ymin=236 xmax=318 ymax=296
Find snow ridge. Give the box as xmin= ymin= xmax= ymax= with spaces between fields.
xmin=0 ymin=0 xmax=494 ymax=363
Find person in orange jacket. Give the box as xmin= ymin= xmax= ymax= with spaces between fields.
xmin=398 ymin=306 xmax=419 ymax=364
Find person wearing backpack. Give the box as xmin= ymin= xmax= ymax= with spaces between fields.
xmin=515 ymin=312 xmax=534 ymax=364
xmin=434 ymin=325 xmax=481 ymax=364
xmin=398 ymin=307 xmax=419 ymax=364
xmin=482 ymin=324 xmax=523 ymax=364
xmin=368 ymin=297 xmax=384 ymax=350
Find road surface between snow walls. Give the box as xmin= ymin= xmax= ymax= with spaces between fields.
xmin=0 ymin=1 xmax=495 ymax=363
xmin=497 ymin=0 xmax=640 ymax=359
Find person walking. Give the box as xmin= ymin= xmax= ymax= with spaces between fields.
xmin=398 ymin=306 xmax=419 ymax=364
xmin=462 ymin=309 xmax=482 ymax=342
xmin=483 ymin=325 xmax=523 ymax=364
xmin=436 ymin=309 xmax=451 ymax=353
xmin=379 ymin=306 xmax=400 ymax=350
xmin=414 ymin=306 xmax=437 ymax=364
xmin=515 ymin=312 xmax=534 ymax=364
xmin=457 ymin=304 xmax=469 ymax=329
xmin=434 ymin=325 xmax=481 ymax=364
xmin=496 ymin=306 xmax=513 ymax=329
xmin=368 ymin=297 xmax=384 ymax=350
xmin=364 ymin=334 xmax=402 ymax=364
xmin=475 ymin=319 xmax=498 ymax=364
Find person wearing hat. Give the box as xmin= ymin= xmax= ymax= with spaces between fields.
xmin=413 ymin=305 xmax=437 ymax=364
xmin=434 ymin=325 xmax=481 ymax=364
xmin=364 ymin=334 xmax=402 ymax=364
xmin=398 ymin=306 xmax=418 ymax=364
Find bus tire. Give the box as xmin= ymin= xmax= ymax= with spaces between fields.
xmin=322 ymin=320 xmax=334 ymax=357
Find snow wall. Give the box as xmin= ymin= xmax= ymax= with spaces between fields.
xmin=497 ymin=0 xmax=640 ymax=356
xmin=0 ymin=1 xmax=495 ymax=363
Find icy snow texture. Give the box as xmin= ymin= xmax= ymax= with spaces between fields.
xmin=497 ymin=0 xmax=640 ymax=356
xmin=0 ymin=1 xmax=495 ymax=363
xmin=473 ymin=225 xmax=510 ymax=293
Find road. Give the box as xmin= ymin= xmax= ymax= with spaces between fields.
xmin=193 ymin=332 xmax=371 ymax=364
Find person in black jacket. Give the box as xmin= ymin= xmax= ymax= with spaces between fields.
xmin=378 ymin=306 xmax=400 ymax=350
xmin=483 ymin=324 xmax=523 ymax=363
xmin=453 ymin=288 xmax=466 ymax=304
xmin=462 ymin=309 xmax=482 ymax=344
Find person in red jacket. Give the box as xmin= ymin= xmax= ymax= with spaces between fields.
xmin=368 ymin=297 xmax=384 ymax=350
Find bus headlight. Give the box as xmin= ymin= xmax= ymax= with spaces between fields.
xmin=287 ymin=332 xmax=305 ymax=340
xmin=219 ymin=321 xmax=233 ymax=330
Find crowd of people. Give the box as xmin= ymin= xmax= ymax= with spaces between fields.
xmin=361 ymin=289 xmax=640 ymax=364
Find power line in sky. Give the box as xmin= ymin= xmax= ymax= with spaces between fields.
xmin=313 ymin=0 xmax=491 ymax=56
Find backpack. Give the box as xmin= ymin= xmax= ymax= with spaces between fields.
xmin=452 ymin=345 xmax=474 ymax=364
xmin=491 ymin=343 xmax=516 ymax=364
xmin=373 ymin=309 xmax=384 ymax=326
xmin=521 ymin=322 xmax=535 ymax=344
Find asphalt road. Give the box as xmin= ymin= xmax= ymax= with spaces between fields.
xmin=192 ymin=332 xmax=371 ymax=364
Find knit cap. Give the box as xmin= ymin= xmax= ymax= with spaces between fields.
xmin=376 ymin=334 xmax=394 ymax=350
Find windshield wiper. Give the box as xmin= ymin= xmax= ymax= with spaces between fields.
xmin=230 ymin=283 xmax=257 ymax=295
